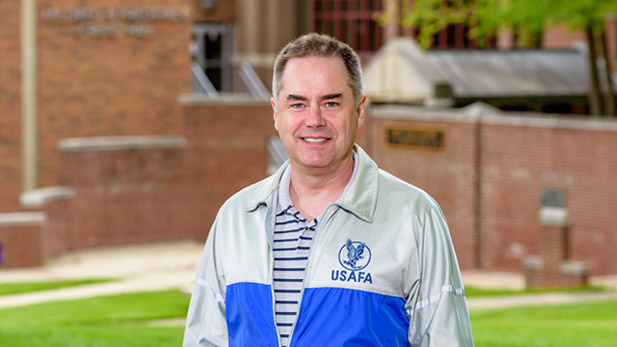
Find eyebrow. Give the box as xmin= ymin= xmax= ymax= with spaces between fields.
xmin=286 ymin=94 xmax=307 ymax=102
xmin=321 ymin=93 xmax=342 ymax=101
xmin=286 ymin=93 xmax=343 ymax=102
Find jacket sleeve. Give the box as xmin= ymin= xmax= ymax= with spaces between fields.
xmin=183 ymin=217 xmax=228 ymax=347
xmin=406 ymin=205 xmax=474 ymax=347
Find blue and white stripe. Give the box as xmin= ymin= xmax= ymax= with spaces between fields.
xmin=273 ymin=200 xmax=317 ymax=346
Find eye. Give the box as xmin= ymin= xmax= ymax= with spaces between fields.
xmin=290 ymin=103 xmax=305 ymax=110
xmin=324 ymin=101 xmax=339 ymax=108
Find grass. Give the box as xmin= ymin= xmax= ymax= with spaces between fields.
xmin=465 ymin=284 xmax=609 ymax=297
xmin=2 ymin=279 xmax=603 ymax=298
xmin=0 ymin=279 xmax=113 ymax=297
xmin=0 ymin=286 xmax=616 ymax=346
xmin=470 ymin=299 xmax=617 ymax=346
xmin=0 ymin=290 xmax=190 ymax=347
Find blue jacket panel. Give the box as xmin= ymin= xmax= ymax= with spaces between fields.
xmin=226 ymin=283 xmax=279 ymax=346
xmin=291 ymin=287 xmax=409 ymax=347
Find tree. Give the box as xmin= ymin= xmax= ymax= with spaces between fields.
xmin=376 ymin=0 xmax=617 ymax=116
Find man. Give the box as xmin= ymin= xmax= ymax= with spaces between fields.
xmin=184 ymin=33 xmax=473 ymax=346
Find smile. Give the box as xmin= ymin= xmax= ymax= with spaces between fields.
xmin=302 ymin=137 xmax=328 ymax=143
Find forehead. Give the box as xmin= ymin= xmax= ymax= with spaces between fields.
xmin=280 ymin=55 xmax=349 ymax=93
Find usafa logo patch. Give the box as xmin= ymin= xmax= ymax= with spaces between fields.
xmin=331 ymin=239 xmax=373 ymax=284
xmin=338 ymin=239 xmax=371 ymax=270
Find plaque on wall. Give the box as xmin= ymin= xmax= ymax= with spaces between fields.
xmin=385 ymin=124 xmax=446 ymax=152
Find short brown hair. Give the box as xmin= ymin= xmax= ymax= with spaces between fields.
xmin=272 ymin=33 xmax=363 ymax=106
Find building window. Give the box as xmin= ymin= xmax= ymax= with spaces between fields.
xmin=311 ymin=0 xmax=384 ymax=55
xmin=192 ymin=23 xmax=234 ymax=92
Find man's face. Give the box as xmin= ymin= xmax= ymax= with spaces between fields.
xmin=272 ymin=55 xmax=365 ymax=173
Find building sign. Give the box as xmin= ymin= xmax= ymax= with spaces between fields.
xmin=385 ymin=124 xmax=446 ymax=152
xmin=41 ymin=6 xmax=190 ymax=39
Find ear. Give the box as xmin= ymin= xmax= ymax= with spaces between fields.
xmin=356 ymin=95 xmax=367 ymax=128
xmin=271 ymin=97 xmax=279 ymax=131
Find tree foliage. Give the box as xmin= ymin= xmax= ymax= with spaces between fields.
xmin=377 ymin=0 xmax=617 ymax=48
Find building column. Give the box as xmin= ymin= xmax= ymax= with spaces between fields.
xmin=383 ymin=0 xmax=400 ymax=44
xmin=21 ymin=0 xmax=38 ymax=191
xmin=237 ymin=0 xmax=260 ymax=55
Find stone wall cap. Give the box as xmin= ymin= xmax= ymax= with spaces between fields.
xmin=368 ymin=104 xmax=617 ymax=132
xmin=179 ymin=93 xmax=270 ymax=106
xmin=0 ymin=212 xmax=46 ymax=226
xmin=539 ymin=207 xmax=570 ymax=227
xmin=58 ymin=136 xmax=186 ymax=152
xmin=20 ymin=186 xmax=75 ymax=209
xmin=370 ymin=104 xmax=473 ymax=123
xmin=522 ymin=255 xmax=544 ymax=270
xmin=560 ymin=261 xmax=589 ymax=276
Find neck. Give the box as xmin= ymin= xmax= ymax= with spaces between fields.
xmin=288 ymin=154 xmax=354 ymax=221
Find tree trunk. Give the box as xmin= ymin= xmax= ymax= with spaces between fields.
xmin=585 ymin=23 xmax=603 ymax=116
xmin=600 ymin=26 xmax=615 ymax=117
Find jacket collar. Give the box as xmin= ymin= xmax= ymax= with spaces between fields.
xmin=246 ymin=144 xmax=379 ymax=223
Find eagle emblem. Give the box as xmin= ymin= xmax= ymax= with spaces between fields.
xmin=338 ymin=239 xmax=372 ymax=271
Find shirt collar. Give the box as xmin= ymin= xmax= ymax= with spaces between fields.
xmin=247 ymin=145 xmax=378 ymax=223
xmin=277 ymin=165 xmax=294 ymax=214
xmin=276 ymin=151 xmax=359 ymax=216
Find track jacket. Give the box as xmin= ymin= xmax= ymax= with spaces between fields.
xmin=184 ymin=145 xmax=474 ymax=346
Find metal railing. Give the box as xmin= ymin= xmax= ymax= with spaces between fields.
xmin=239 ymin=61 xmax=271 ymax=98
xmin=267 ymin=136 xmax=288 ymax=174
xmin=191 ymin=62 xmax=219 ymax=98
xmin=191 ymin=60 xmax=270 ymax=99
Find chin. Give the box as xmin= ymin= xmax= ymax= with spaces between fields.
xmin=298 ymin=160 xmax=331 ymax=169
xmin=293 ymin=155 xmax=333 ymax=169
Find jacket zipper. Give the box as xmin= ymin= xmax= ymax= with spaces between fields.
xmin=271 ymin=251 xmax=282 ymax=347
xmin=265 ymin=202 xmax=284 ymax=347
xmin=285 ymin=205 xmax=338 ymax=346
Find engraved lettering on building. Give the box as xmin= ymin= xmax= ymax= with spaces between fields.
xmin=386 ymin=126 xmax=446 ymax=151
xmin=41 ymin=6 xmax=189 ymax=39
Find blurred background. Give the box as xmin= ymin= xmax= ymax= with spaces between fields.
xmin=1 ymin=1 xmax=617 ymax=346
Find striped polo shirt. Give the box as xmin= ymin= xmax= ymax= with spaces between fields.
xmin=273 ymin=153 xmax=358 ymax=346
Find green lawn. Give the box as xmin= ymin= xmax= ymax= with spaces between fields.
xmin=0 ymin=279 xmax=113 ymax=297
xmin=465 ymin=284 xmax=608 ymax=297
xmin=1 ymin=279 xmax=604 ymax=298
xmin=0 ymin=288 xmax=616 ymax=346
xmin=470 ymin=299 xmax=617 ymax=346
xmin=0 ymin=290 xmax=189 ymax=347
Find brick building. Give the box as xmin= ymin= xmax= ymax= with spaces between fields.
xmin=1 ymin=1 xmax=617 ymax=287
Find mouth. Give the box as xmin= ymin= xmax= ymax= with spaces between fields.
xmin=301 ymin=137 xmax=329 ymax=143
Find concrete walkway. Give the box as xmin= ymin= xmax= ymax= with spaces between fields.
xmin=461 ymin=270 xmax=617 ymax=309
xmin=0 ymin=241 xmax=203 ymax=309
xmin=0 ymin=242 xmax=616 ymax=310
xmin=467 ymin=290 xmax=617 ymax=310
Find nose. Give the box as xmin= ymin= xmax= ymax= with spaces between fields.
xmin=305 ymin=105 xmax=325 ymax=127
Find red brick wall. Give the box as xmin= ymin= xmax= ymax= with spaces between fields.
xmin=40 ymin=137 xmax=192 ymax=256
xmin=0 ymin=1 xmax=23 ymax=211
xmin=179 ymin=95 xmax=278 ymax=240
xmin=0 ymin=214 xmax=44 ymax=268
xmin=481 ymin=117 xmax=617 ymax=275
xmin=364 ymin=105 xmax=617 ymax=276
xmin=37 ymin=0 xmax=192 ymax=189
